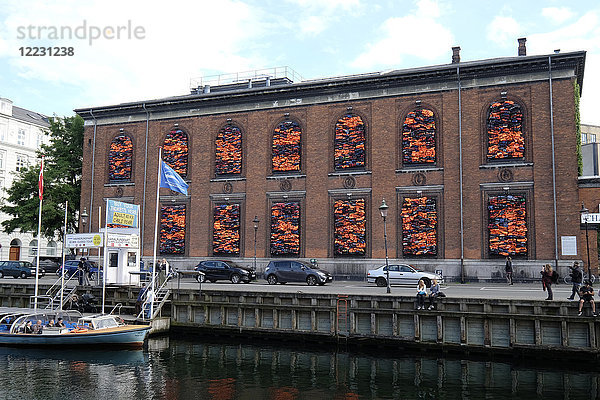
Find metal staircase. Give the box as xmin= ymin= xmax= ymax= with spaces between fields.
xmin=136 ymin=276 xmax=171 ymax=321
xmin=29 ymin=273 xmax=79 ymax=310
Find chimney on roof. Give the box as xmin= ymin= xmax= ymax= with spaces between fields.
xmin=452 ymin=46 xmax=461 ymax=63
xmin=518 ymin=37 xmax=526 ymax=56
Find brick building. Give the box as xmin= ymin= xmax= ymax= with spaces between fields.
xmin=75 ymin=40 xmax=588 ymax=280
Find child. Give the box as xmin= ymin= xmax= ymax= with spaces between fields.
xmin=416 ymin=279 xmax=427 ymax=310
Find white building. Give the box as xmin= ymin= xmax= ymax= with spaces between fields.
xmin=0 ymin=97 xmax=57 ymax=261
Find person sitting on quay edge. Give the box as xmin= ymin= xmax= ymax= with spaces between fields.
xmin=416 ymin=279 xmax=427 ymax=310
xmin=567 ymin=261 xmax=583 ymax=300
xmin=428 ymin=278 xmax=445 ymax=310
xmin=578 ymin=281 xmax=597 ymax=317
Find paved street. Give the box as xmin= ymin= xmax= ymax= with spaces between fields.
xmin=157 ymin=278 xmax=577 ymax=301
xmin=1 ymin=275 xmax=582 ymax=302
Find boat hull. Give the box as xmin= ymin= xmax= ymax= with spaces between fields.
xmin=0 ymin=325 xmax=150 ymax=348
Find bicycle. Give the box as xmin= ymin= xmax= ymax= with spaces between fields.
xmin=564 ymin=273 xmax=595 ymax=285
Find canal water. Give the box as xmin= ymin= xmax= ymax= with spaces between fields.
xmin=0 ymin=336 xmax=596 ymax=400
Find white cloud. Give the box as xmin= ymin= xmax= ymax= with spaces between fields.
xmin=526 ymin=11 xmax=600 ymax=125
xmin=351 ymin=0 xmax=453 ymax=69
xmin=486 ymin=16 xmax=521 ymax=47
xmin=542 ymin=7 xmax=576 ymax=24
xmin=284 ymin=0 xmax=363 ymax=36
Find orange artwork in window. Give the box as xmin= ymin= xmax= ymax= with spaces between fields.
xmin=160 ymin=205 xmax=186 ymax=254
xmin=272 ymin=120 xmax=301 ymax=172
xmin=334 ymin=199 xmax=366 ymax=255
xmin=108 ymin=135 xmax=133 ymax=180
xmin=270 ymin=202 xmax=300 ymax=255
xmin=334 ymin=114 xmax=365 ymax=169
xmin=213 ymin=204 xmax=240 ymax=255
xmin=216 ymin=125 xmax=242 ymax=175
xmin=401 ymin=196 xmax=437 ymax=256
xmin=402 ymin=109 xmax=436 ymax=164
xmin=488 ymin=195 xmax=527 ymax=256
xmin=163 ymin=129 xmax=188 ymax=177
xmin=487 ymin=100 xmax=524 ymax=159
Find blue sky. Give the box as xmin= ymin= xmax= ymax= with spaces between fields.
xmin=1 ymin=0 xmax=599 ymax=124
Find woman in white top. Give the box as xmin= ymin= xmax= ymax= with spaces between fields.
xmin=416 ymin=279 xmax=427 ymax=310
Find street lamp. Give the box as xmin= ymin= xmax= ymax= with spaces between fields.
xmin=379 ymin=199 xmax=391 ymax=294
xmin=580 ymin=202 xmax=592 ymax=281
xmin=81 ymin=207 xmax=89 ymax=232
xmin=81 ymin=208 xmax=89 ymax=256
xmin=253 ymin=216 xmax=259 ymax=271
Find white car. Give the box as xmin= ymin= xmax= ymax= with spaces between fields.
xmin=367 ymin=264 xmax=443 ymax=287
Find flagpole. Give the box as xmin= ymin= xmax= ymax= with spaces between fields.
xmin=34 ymin=156 xmax=44 ymax=311
xmin=60 ymin=200 xmax=67 ymax=310
xmin=151 ymin=147 xmax=162 ymax=319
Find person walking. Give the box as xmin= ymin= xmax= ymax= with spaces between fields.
xmin=541 ymin=264 xmax=555 ymax=300
xmin=505 ymin=256 xmax=513 ymax=285
xmin=144 ymin=287 xmax=155 ymax=319
xmin=136 ymin=283 xmax=147 ymax=316
xmin=567 ymin=261 xmax=583 ymax=300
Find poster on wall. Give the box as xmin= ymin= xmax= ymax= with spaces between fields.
xmin=561 ymin=236 xmax=577 ymax=256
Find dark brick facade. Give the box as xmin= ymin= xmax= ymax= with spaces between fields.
xmin=76 ymin=51 xmax=587 ymax=278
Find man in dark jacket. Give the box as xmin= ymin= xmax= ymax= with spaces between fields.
xmin=567 ymin=261 xmax=583 ymax=300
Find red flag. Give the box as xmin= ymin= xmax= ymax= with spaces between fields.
xmin=38 ymin=156 xmax=44 ymax=201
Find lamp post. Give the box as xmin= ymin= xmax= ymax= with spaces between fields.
xmin=81 ymin=208 xmax=89 ymax=255
xmin=253 ymin=216 xmax=259 ymax=271
xmin=580 ymin=202 xmax=592 ymax=281
xmin=379 ymin=199 xmax=391 ymax=294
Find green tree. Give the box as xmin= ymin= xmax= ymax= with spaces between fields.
xmin=1 ymin=115 xmax=84 ymax=238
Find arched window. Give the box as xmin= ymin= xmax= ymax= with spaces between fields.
xmin=270 ymin=202 xmax=300 ymax=255
xmin=29 ymin=239 xmax=38 ymax=256
xmin=401 ymin=196 xmax=437 ymax=256
xmin=46 ymin=241 xmax=57 ymax=256
xmin=213 ymin=204 xmax=240 ymax=255
xmin=108 ymin=134 xmax=133 ymax=180
xmin=272 ymin=120 xmax=301 ymax=172
xmin=402 ymin=109 xmax=436 ymax=165
xmin=488 ymin=194 xmax=527 ymax=256
xmin=333 ymin=198 xmax=366 ymax=256
xmin=160 ymin=204 xmax=186 ymax=254
xmin=215 ymin=125 xmax=242 ymax=175
xmin=163 ymin=129 xmax=188 ymax=177
xmin=334 ymin=114 xmax=366 ymax=170
xmin=487 ymin=100 xmax=524 ymax=160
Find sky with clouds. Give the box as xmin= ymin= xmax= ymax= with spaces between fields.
xmin=0 ymin=0 xmax=599 ymax=125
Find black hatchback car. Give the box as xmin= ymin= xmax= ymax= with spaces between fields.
xmin=0 ymin=261 xmax=45 ymax=279
xmin=264 ymin=260 xmax=332 ymax=286
xmin=194 ymin=260 xmax=256 ymax=284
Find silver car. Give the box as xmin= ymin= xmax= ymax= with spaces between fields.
xmin=367 ymin=264 xmax=443 ymax=287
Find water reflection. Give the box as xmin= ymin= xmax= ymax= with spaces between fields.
xmin=0 ymin=337 xmax=596 ymax=399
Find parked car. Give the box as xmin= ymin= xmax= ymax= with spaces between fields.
xmin=33 ymin=257 xmax=61 ymax=274
xmin=264 ymin=260 xmax=332 ymax=286
xmin=367 ymin=264 xmax=443 ymax=287
xmin=194 ymin=260 xmax=256 ymax=283
xmin=0 ymin=261 xmax=45 ymax=279
xmin=58 ymin=259 xmax=100 ymax=278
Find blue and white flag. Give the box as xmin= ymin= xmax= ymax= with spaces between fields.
xmin=160 ymin=161 xmax=188 ymax=195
